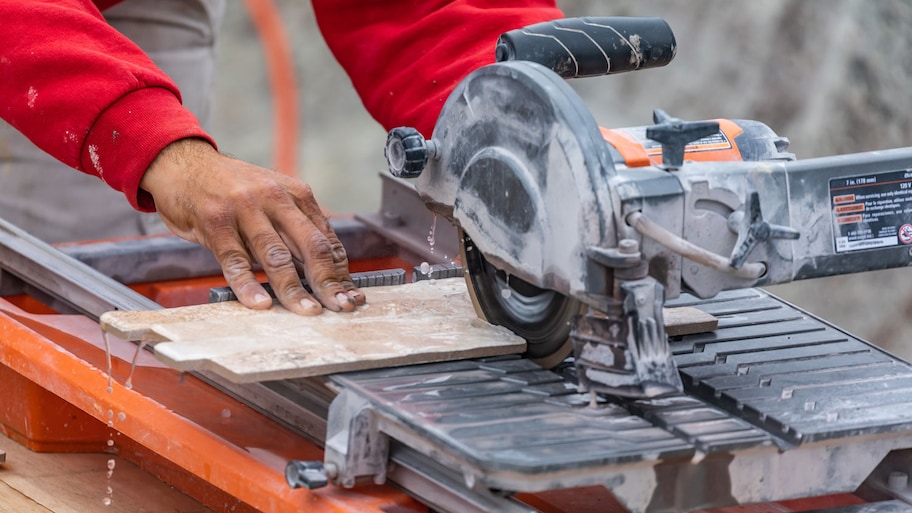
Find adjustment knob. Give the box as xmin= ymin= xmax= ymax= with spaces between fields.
xmin=729 ymin=190 xmax=800 ymax=269
xmin=646 ymin=109 xmax=720 ymax=169
xmin=385 ymin=127 xmax=436 ymax=178
xmin=285 ymin=460 xmax=333 ymax=490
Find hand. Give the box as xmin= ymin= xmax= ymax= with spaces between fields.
xmin=140 ymin=138 xmax=365 ymax=315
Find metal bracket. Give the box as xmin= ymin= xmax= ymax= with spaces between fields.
xmin=571 ymin=276 xmax=682 ymax=398
xmin=323 ymin=388 xmax=391 ymax=488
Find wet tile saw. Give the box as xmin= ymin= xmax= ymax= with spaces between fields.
xmin=384 ymin=16 xmax=912 ymax=399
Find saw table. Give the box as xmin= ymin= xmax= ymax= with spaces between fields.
xmin=0 ymin=198 xmax=911 ymax=513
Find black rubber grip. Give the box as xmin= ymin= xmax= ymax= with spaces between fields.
xmin=495 ymin=17 xmax=676 ymax=79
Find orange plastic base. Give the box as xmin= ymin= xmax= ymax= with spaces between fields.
xmin=0 ymin=364 xmax=109 ymax=453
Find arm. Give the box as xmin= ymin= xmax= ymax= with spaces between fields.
xmin=0 ymin=0 xmax=210 ymax=211
xmin=312 ymin=0 xmax=564 ymax=135
xmin=0 ymin=1 xmax=363 ymax=314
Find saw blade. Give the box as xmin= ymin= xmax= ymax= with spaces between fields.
xmin=460 ymin=231 xmax=577 ymax=368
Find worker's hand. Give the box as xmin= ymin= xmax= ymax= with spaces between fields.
xmin=140 ymin=138 xmax=365 ymax=315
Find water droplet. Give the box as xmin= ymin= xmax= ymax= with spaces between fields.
xmin=106 ymin=409 xmax=114 ymax=419
xmin=107 ymin=421 xmax=114 ymax=428
xmin=125 ymin=340 xmax=148 ymax=391
xmin=501 ymin=288 xmax=512 ymax=299
xmin=106 ymin=486 xmax=113 ymax=495
xmin=116 ymin=412 xmax=126 ymax=422
xmin=107 ymin=459 xmax=116 ymax=471
xmin=419 ymin=262 xmax=430 ymax=275
xmin=103 ymin=331 xmax=113 ymax=394
xmin=103 ymin=497 xmax=112 ymax=506
xmin=427 ymin=213 xmax=438 ymax=253
xmin=106 ymin=439 xmax=114 ymax=447
xmin=221 ymin=408 xmax=231 ymax=419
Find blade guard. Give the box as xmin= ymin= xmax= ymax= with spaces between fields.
xmin=411 ymin=61 xmax=683 ymax=397
xmin=415 ymin=61 xmax=618 ymax=299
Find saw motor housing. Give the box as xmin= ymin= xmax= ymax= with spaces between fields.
xmin=385 ymin=17 xmax=912 ymax=397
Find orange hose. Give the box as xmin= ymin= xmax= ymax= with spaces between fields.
xmin=242 ymin=0 xmax=300 ymax=177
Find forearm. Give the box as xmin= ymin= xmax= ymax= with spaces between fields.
xmin=312 ymin=0 xmax=563 ymax=136
xmin=0 ymin=0 xmax=214 ymax=211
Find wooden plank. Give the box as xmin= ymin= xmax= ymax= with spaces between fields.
xmin=0 ymin=435 xmax=210 ymax=513
xmin=101 ymin=278 xmax=527 ymax=383
xmin=0 ymin=481 xmax=54 ymax=513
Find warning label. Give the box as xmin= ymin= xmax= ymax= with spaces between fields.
xmin=830 ymin=169 xmax=912 ymax=253
xmin=644 ymin=130 xmax=732 ymax=156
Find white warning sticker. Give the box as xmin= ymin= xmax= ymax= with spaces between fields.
xmin=830 ymin=170 xmax=912 ymax=253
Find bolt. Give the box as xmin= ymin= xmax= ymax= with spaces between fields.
xmin=324 ymin=462 xmax=338 ymax=479
xmin=618 ymin=238 xmax=639 ymax=254
xmin=381 ymin=211 xmax=403 ymax=228
xmin=888 ymin=471 xmax=909 ymax=491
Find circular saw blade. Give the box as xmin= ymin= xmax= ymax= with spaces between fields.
xmin=460 ymin=231 xmax=578 ymax=368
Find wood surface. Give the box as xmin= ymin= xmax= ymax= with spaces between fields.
xmin=0 ymin=435 xmax=209 ymax=513
xmin=100 ymin=278 xmax=527 ymax=383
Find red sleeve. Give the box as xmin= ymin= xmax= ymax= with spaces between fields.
xmin=312 ymin=0 xmax=564 ymax=137
xmin=0 ymin=0 xmax=215 ymax=212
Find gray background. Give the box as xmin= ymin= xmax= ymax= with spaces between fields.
xmin=209 ymin=0 xmax=912 ymax=358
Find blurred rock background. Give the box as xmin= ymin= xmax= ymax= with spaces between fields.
xmin=209 ymin=0 xmax=912 ymax=358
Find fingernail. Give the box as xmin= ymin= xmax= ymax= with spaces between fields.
xmin=336 ymin=292 xmax=354 ymax=308
xmin=347 ymin=290 xmax=362 ymax=300
xmin=254 ymin=293 xmax=271 ymax=305
xmin=300 ymin=298 xmax=321 ymax=312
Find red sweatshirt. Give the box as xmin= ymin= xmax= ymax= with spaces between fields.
xmin=0 ymin=1 xmax=562 ymax=212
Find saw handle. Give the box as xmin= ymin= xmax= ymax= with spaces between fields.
xmin=495 ymin=16 xmax=676 ymax=79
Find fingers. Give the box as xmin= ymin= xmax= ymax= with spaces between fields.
xmin=227 ymin=190 xmax=361 ymax=315
xmin=272 ymin=207 xmax=361 ymax=313
xmin=143 ymin=141 xmax=363 ymax=315
xmin=215 ymin=243 xmax=276 ymax=310
xmin=287 ymin=183 xmax=366 ymax=307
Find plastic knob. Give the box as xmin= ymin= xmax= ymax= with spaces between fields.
xmin=285 ymin=460 xmax=329 ymax=490
xmin=646 ymin=109 xmax=720 ymax=168
xmin=385 ymin=127 xmax=430 ymax=178
xmin=730 ymin=191 xmax=800 ymax=269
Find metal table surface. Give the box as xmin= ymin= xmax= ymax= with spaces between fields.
xmin=328 ymin=287 xmax=912 ymax=512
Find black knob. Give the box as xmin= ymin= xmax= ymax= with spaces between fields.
xmin=646 ymin=109 xmax=720 ymax=169
xmin=285 ymin=460 xmax=329 ymax=490
xmin=385 ymin=127 xmax=430 ymax=178
xmin=730 ymin=191 xmax=800 ymax=269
